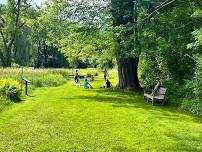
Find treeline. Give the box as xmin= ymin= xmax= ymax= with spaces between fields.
xmin=0 ymin=0 xmax=202 ymax=115
xmin=0 ymin=0 xmax=114 ymax=69
xmin=0 ymin=1 xmax=67 ymax=68
xmin=0 ymin=1 xmax=85 ymax=68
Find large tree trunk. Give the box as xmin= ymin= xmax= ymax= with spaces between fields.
xmin=112 ymin=0 xmax=142 ymax=91
xmin=117 ymin=57 xmax=142 ymax=91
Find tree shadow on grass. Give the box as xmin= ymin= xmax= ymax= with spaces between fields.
xmin=60 ymin=88 xmax=202 ymax=151
xmin=62 ymin=88 xmax=202 ymax=124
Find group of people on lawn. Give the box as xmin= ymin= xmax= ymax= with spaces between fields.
xmin=74 ymin=68 xmax=112 ymax=89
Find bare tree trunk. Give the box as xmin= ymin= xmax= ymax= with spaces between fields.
xmin=117 ymin=57 xmax=142 ymax=91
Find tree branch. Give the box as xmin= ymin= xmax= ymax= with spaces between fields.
xmin=146 ymin=0 xmax=176 ymax=20
xmin=0 ymin=30 xmax=8 ymax=49
xmin=141 ymin=0 xmax=176 ymax=29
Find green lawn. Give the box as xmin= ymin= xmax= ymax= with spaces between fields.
xmin=0 ymin=75 xmax=201 ymax=151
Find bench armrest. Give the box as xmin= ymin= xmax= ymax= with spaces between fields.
xmin=144 ymin=88 xmax=152 ymax=94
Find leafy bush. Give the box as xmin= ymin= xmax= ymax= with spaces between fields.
xmin=139 ymin=54 xmax=171 ymax=88
xmin=181 ymin=56 xmax=202 ymax=115
xmin=163 ymin=81 xmax=189 ymax=106
xmin=11 ymin=63 xmax=20 ymax=68
xmin=192 ymin=56 xmax=202 ymax=100
xmin=181 ymin=100 xmax=202 ymax=116
xmin=0 ymin=79 xmax=21 ymax=100
xmin=0 ymin=68 xmax=69 ymax=89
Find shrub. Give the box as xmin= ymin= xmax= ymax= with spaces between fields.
xmin=181 ymin=100 xmax=202 ymax=116
xmin=163 ymin=81 xmax=188 ymax=106
xmin=192 ymin=56 xmax=202 ymax=100
xmin=0 ymin=79 xmax=21 ymax=100
xmin=181 ymin=56 xmax=202 ymax=115
xmin=0 ymin=68 xmax=69 ymax=91
xmin=11 ymin=63 xmax=20 ymax=68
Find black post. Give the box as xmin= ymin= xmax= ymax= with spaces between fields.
xmin=26 ymin=81 xmax=28 ymax=95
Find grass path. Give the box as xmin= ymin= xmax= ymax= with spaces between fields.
xmin=0 ymin=80 xmax=201 ymax=151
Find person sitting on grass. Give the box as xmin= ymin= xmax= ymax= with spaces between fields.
xmin=83 ymin=79 xmax=93 ymax=89
xmin=106 ymin=79 xmax=112 ymax=88
xmin=100 ymin=79 xmax=112 ymax=88
xmin=89 ymin=75 xmax=94 ymax=82
xmin=74 ymin=80 xmax=80 ymax=86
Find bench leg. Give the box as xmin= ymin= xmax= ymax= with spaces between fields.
xmin=152 ymin=99 xmax=154 ymax=106
xmin=162 ymin=100 xmax=165 ymax=106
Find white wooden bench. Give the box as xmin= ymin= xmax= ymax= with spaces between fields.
xmin=144 ymin=83 xmax=167 ymax=105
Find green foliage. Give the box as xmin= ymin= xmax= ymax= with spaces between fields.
xmin=32 ymin=74 xmax=67 ymax=87
xmin=0 ymin=0 xmax=31 ymax=67
xmin=35 ymin=79 xmax=43 ymax=88
xmin=141 ymin=0 xmax=197 ymax=81
xmin=188 ymin=28 xmax=202 ymax=50
xmin=139 ymin=53 xmax=171 ymax=88
xmin=183 ymin=7 xmax=202 ymax=115
xmin=0 ymin=68 xmax=69 ymax=89
xmin=0 ymin=79 xmax=21 ymax=100
xmin=181 ymin=100 xmax=202 ymax=116
xmin=187 ymin=9 xmax=202 ymax=50
xmin=184 ymin=56 xmax=202 ymax=115
xmin=193 ymin=56 xmax=202 ymax=100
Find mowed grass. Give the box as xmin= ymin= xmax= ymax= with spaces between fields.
xmin=0 ymin=71 xmax=201 ymax=151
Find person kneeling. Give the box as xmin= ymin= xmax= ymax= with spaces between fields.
xmin=83 ymin=79 xmax=93 ymax=89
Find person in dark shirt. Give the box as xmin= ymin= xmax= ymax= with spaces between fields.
xmin=74 ymin=70 xmax=79 ymax=83
xmin=106 ymin=79 xmax=112 ymax=88
xmin=100 ymin=79 xmax=112 ymax=88
xmin=103 ymin=68 xmax=108 ymax=81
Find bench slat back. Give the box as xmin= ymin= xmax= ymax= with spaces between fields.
xmin=156 ymin=87 xmax=167 ymax=95
xmin=152 ymin=82 xmax=161 ymax=95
